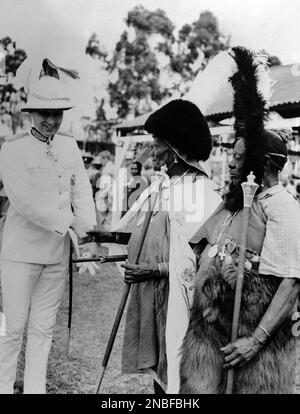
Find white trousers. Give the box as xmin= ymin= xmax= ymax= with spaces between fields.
xmin=0 ymin=258 xmax=68 ymax=394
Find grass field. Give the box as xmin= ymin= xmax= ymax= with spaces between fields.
xmin=1 ymin=247 xmax=300 ymax=394
xmin=12 ymin=247 xmax=153 ymax=394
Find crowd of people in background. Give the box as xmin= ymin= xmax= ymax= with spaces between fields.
xmin=83 ymin=147 xmax=300 ymax=228
xmin=82 ymin=148 xmax=154 ymax=230
xmin=1 ymin=144 xmax=300 ymax=240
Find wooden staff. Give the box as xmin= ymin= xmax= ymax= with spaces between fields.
xmin=226 ymin=172 xmax=259 ymax=394
xmin=72 ymin=254 xmax=128 ymax=263
xmin=66 ymin=242 xmax=73 ymax=355
xmin=66 ymin=254 xmax=127 ymax=354
xmin=95 ymin=179 xmax=163 ymax=394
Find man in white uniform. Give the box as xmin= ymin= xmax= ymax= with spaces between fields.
xmin=0 ymin=71 xmax=96 ymax=394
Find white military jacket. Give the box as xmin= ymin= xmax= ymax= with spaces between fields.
xmin=0 ymin=130 xmax=96 ymax=264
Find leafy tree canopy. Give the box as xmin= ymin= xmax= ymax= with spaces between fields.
xmin=0 ymin=37 xmax=27 ymax=134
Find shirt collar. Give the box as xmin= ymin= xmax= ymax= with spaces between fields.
xmin=31 ymin=127 xmax=54 ymax=144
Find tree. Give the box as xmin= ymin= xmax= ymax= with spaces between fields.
xmin=86 ymin=33 xmax=108 ymax=60
xmin=260 ymin=49 xmax=281 ymax=67
xmin=267 ymin=54 xmax=281 ymax=67
xmin=0 ymin=37 xmax=27 ymax=134
xmin=85 ymin=33 xmax=116 ymax=142
xmin=107 ymin=5 xmax=176 ymax=118
xmin=170 ymin=11 xmax=230 ymax=93
xmin=106 ymin=7 xmax=230 ymax=119
xmin=268 ymin=55 xmax=281 ymax=67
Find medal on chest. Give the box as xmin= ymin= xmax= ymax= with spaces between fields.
xmin=46 ymin=149 xmax=55 ymax=160
xmin=245 ymin=260 xmax=252 ymax=271
xmin=207 ymin=244 xmax=219 ymax=258
xmin=45 ymin=139 xmax=56 ymax=161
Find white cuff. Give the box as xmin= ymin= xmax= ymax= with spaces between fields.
xmin=158 ymin=262 xmax=169 ymax=278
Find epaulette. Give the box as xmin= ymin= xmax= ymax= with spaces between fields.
xmin=286 ymin=189 xmax=298 ymax=201
xmin=5 ymin=131 xmax=29 ymax=142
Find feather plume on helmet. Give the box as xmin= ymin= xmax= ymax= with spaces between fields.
xmin=14 ymin=54 xmax=102 ymax=118
xmin=15 ymin=56 xmax=79 ymax=95
xmin=14 ymin=56 xmax=80 ymax=112
xmin=40 ymin=58 xmax=79 ymax=81
xmin=228 ymin=46 xmax=287 ymax=187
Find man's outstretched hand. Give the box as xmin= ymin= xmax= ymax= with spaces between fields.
xmin=83 ymin=230 xmax=111 ymax=244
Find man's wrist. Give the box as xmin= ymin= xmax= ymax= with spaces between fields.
xmin=252 ymin=325 xmax=270 ymax=345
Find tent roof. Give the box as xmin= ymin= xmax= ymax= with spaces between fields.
xmin=116 ymin=64 xmax=300 ymax=132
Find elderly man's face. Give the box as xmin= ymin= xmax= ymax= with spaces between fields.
xmin=151 ymin=136 xmax=174 ymax=170
xmin=228 ymin=138 xmax=246 ymax=185
xmin=31 ymin=109 xmax=63 ymax=137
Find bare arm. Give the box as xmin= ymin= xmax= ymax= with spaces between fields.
xmin=222 ymin=277 xmax=300 ymax=368
xmin=253 ymin=277 xmax=300 ymax=342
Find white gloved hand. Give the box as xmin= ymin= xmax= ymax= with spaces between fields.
xmin=76 ymin=251 xmax=100 ymax=276
xmin=79 ymin=241 xmax=98 ymax=256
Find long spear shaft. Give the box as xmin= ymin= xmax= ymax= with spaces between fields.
xmin=95 ymin=180 xmax=162 ymax=394
xmin=226 ymin=172 xmax=258 ymax=394
xmin=66 ymin=254 xmax=127 ymax=354
xmin=66 ymin=242 xmax=73 ymax=355
xmin=226 ymin=207 xmax=250 ymax=394
xmin=72 ymin=254 xmax=128 ymax=263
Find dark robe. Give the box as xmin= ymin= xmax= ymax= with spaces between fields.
xmin=121 ymin=208 xmax=170 ymax=385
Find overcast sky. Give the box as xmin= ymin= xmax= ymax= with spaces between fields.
xmin=1 ymin=0 xmax=300 ymax=66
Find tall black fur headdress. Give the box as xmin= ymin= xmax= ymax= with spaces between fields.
xmin=228 ymin=46 xmax=272 ymax=186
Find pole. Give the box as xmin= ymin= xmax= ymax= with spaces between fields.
xmin=66 ymin=242 xmax=73 ymax=355
xmin=72 ymin=254 xmax=127 ymax=264
xmin=226 ymin=172 xmax=259 ymax=394
xmin=95 ymin=179 xmax=162 ymax=394
xmin=225 ymin=207 xmax=250 ymax=393
xmin=67 ymin=251 xmax=127 ymax=354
